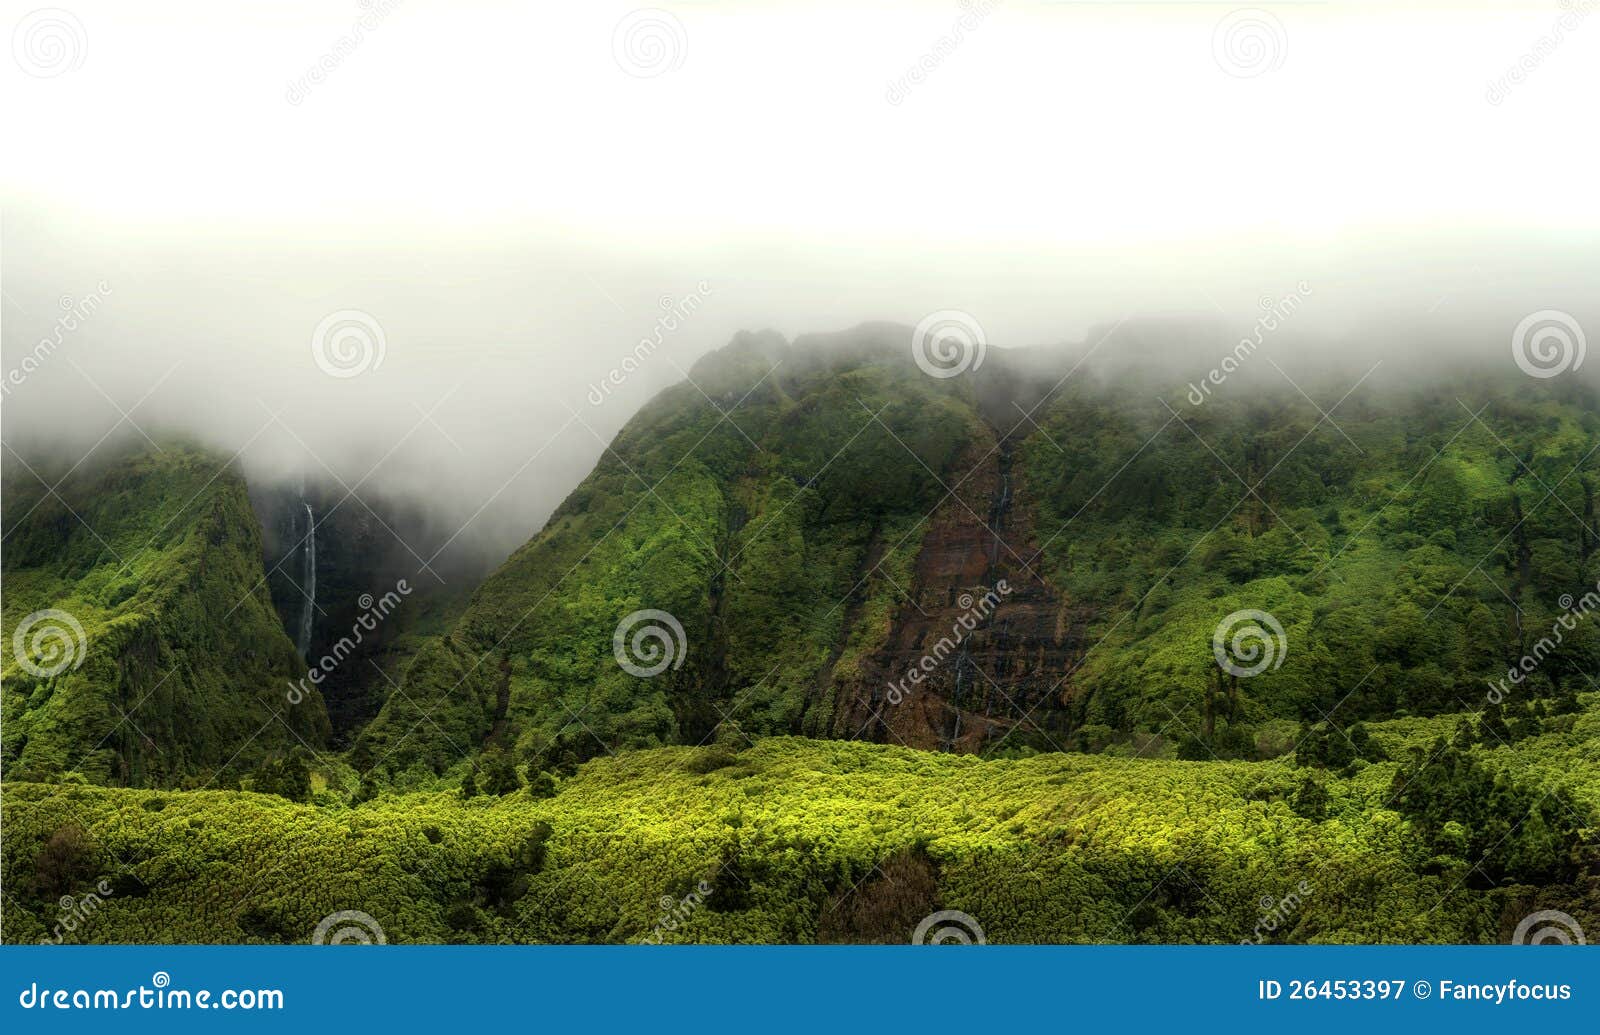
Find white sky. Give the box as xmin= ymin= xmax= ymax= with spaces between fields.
xmin=7 ymin=2 xmax=1599 ymax=243
xmin=3 ymin=0 xmax=1597 ymax=561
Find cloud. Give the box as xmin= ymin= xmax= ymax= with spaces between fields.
xmin=4 ymin=2 xmax=1597 ymax=567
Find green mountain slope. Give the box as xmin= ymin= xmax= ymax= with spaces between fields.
xmin=2 ymin=443 xmax=330 ymax=786
xmin=355 ymin=326 xmax=982 ymax=777
xmin=358 ymin=325 xmax=1600 ymax=783
xmin=1023 ymin=366 xmax=1600 ymax=751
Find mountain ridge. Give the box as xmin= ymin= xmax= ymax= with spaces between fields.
xmin=349 ymin=323 xmax=1600 ymax=785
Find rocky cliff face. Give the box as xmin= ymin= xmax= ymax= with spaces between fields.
xmin=830 ymin=428 xmax=1091 ymax=753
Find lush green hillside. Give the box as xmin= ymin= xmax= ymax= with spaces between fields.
xmin=1028 ymin=371 xmax=1600 ymax=750
xmin=356 ymin=325 xmax=1600 ymax=782
xmin=355 ymin=326 xmax=984 ymax=778
xmin=1 ymin=443 xmax=330 ymax=786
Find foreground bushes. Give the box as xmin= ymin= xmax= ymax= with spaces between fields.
xmin=6 ymin=737 xmax=1589 ymax=944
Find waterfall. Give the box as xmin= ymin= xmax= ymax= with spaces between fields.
xmin=297 ymin=501 xmax=316 ymax=657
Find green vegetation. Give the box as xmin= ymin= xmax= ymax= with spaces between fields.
xmin=355 ymin=326 xmax=982 ymax=779
xmin=5 ymin=734 xmax=1593 ymax=944
xmin=2 ymin=442 xmax=329 ymax=786
xmin=1028 ymin=373 xmax=1600 ymax=751
xmin=5 ymin=328 xmax=1600 ymax=943
xmin=351 ymin=330 xmax=1600 ymax=782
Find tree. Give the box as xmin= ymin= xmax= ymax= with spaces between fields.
xmin=1387 ymin=740 xmax=1586 ymax=887
xmin=253 ymin=754 xmax=310 ymax=802
xmin=480 ymin=751 xmax=521 ymax=796
xmin=35 ymin=824 xmax=97 ymax=898
xmin=525 ymin=766 xmax=559 ymax=800
xmin=1291 ymin=776 xmax=1329 ymax=821
xmin=1476 ymin=701 xmax=1511 ymax=746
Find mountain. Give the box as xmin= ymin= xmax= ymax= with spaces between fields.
xmin=355 ymin=323 xmax=1600 ymax=783
xmin=353 ymin=324 xmax=985 ymax=777
xmin=4 ymin=324 xmax=1598 ymax=945
xmin=2 ymin=443 xmax=330 ymax=785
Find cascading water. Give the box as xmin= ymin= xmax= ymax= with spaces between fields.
xmin=297 ymin=501 xmax=316 ymax=657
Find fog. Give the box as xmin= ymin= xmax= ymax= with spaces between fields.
xmin=4 ymin=1 xmax=1597 ymax=568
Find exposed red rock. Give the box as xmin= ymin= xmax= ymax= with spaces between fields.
xmin=831 ymin=426 xmax=1093 ymax=753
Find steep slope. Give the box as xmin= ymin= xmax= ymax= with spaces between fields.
xmin=358 ymin=323 xmax=1600 ymax=780
xmin=355 ymin=325 xmax=987 ymax=777
xmin=2 ymin=442 xmax=330 ymax=786
xmin=1022 ymin=368 xmax=1600 ymax=756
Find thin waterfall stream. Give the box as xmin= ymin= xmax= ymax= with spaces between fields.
xmin=297 ymin=501 xmax=315 ymax=657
